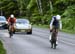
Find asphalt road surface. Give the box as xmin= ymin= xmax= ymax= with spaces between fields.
xmin=0 ymin=27 xmax=75 ymax=54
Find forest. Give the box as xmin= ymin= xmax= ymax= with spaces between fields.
xmin=0 ymin=0 xmax=75 ymax=33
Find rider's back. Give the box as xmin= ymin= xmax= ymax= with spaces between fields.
xmin=53 ymin=17 xmax=59 ymax=28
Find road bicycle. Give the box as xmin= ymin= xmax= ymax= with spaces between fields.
xmin=50 ymin=28 xmax=58 ymax=49
xmin=8 ymin=24 xmax=14 ymax=38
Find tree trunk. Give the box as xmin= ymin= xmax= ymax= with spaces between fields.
xmin=49 ymin=0 xmax=53 ymax=16
xmin=36 ymin=0 xmax=43 ymax=15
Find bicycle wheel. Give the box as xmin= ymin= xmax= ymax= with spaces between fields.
xmin=9 ymin=30 xmax=13 ymax=38
xmin=51 ymin=29 xmax=57 ymax=49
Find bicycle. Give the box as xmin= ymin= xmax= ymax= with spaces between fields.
xmin=50 ymin=28 xmax=58 ymax=49
xmin=8 ymin=24 xmax=14 ymax=38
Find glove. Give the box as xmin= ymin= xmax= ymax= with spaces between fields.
xmin=50 ymin=29 xmax=52 ymax=32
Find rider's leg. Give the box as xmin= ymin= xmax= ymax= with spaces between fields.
xmin=56 ymin=29 xmax=58 ymax=45
xmin=51 ymin=41 xmax=53 ymax=48
xmin=11 ymin=24 xmax=14 ymax=32
xmin=9 ymin=25 xmax=11 ymax=31
xmin=49 ymin=32 xmax=52 ymax=42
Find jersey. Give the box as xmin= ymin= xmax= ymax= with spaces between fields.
xmin=50 ymin=16 xmax=61 ymax=30
xmin=8 ymin=17 xmax=16 ymax=24
xmin=53 ymin=17 xmax=59 ymax=29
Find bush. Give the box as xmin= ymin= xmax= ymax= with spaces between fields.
xmin=0 ymin=41 xmax=6 ymax=54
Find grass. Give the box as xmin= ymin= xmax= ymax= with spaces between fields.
xmin=0 ymin=40 xmax=6 ymax=54
xmin=33 ymin=24 xmax=75 ymax=34
xmin=62 ymin=29 xmax=75 ymax=34
xmin=33 ymin=24 xmax=49 ymax=29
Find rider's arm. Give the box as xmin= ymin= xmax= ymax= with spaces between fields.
xmin=14 ymin=18 xmax=16 ymax=23
xmin=50 ymin=18 xmax=54 ymax=30
xmin=59 ymin=20 xmax=62 ymax=30
xmin=7 ymin=17 xmax=10 ymax=25
xmin=13 ymin=18 xmax=16 ymax=26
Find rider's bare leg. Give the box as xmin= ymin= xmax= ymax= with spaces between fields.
xmin=11 ymin=24 xmax=14 ymax=32
xmin=56 ymin=29 xmax=58 ymax=45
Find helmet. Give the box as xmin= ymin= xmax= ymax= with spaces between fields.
xmin=56 ymin=15 xmax=61 ymax=20
xmin=10 ymin=14 xmax=14 ymax=18
xmin=52 ymin=16 xmax=56 ymax=19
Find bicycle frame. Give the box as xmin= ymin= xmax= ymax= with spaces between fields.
xmin=9 ymin=24 xmax=14 ymax=38
xmin=51 ymin=28 xmax=58 ymax=49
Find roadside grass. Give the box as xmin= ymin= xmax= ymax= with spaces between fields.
xmin=33 ymin=24 xmax=49 ymax=29
xmin=33 ymin=24 xmax=75 ymax=34
xmin=0 ymin=40 xmax=6 ymax=54
xmin=62 ymin=29 xmax=75 ymax=34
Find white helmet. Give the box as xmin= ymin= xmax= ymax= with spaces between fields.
xmin=56 ymin=15 xmax=61 ymax=20
xmin=10 ymin=14 xmax=14 ymax=18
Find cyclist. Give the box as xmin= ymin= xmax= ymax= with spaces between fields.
xmin=7 ymin=14 xmax=16 ymax=33
xmin=49 ymin=15 xmax=62 ymax=45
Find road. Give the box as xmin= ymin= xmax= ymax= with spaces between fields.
xmin=0 ymin=27 xmax=75 ymax=54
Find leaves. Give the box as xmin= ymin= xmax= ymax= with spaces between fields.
xmin=0 ymin=0 xmax=75 ymax=31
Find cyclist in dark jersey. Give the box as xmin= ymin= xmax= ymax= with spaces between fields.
xmin=49 ymin=15 xmax=62 ymax=45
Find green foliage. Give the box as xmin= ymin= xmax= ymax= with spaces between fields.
xmin=62 ymin=4 xmax=75 ymax=32
xmin=0 ymin=41 xmax=6 ymax=54
xmin=0 ymin=0 xmax=75 ymax=32
xmin=27 ymin=0 xmax=36 ymax=10
xmin=63 ymin=5 xmax=75 ymax=17
xmin=30 ymin=15 xmax=42 ymax=25
xmin=0 ymin=0 xmax=18 ymax=17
